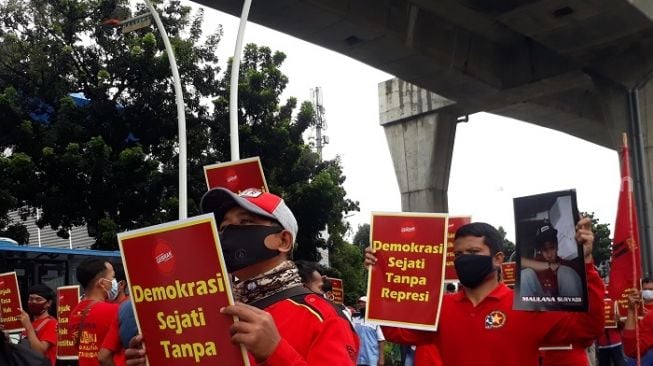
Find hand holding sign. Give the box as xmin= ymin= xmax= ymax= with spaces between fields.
xmin=574 ymin=217 xmax=594 ymax=263
xmin=118 ymin=214 xmax=249 ymax=366
xmin=365 ymin=213 xmax=448 ymax=330
xmin=125 ymin=335 xmax=146 ymax=366
xmin=221 ymin=303 xmax=280 ymax=362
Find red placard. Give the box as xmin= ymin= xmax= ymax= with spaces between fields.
xmin=204 ymin=157 xmax=268 ymax=193
xmin=501 ymin=262 xmax=516 ymax=287
xmin=0 ymin=271 xmax=23 ymax=333
xmin=118 ymin=214 xmax=249 ymax=366
xmin=367 ymin=212 xmax=448 ymax=330
xmin=443 ymin=216 xmax=471 ymax=282
xmin=328 ymin=278 xmax=344 ymax=305
xmin=604 ymin=299 xmax=618 ymax=328
xmin=56 ymin=285 xmax=80 ymax=359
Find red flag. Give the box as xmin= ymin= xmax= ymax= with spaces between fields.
xmin=608 ymin=133 xmax=641 ymax=317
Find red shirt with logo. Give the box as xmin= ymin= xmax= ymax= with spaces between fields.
xmin=382 ymin=263 xmax=604 ymax=365
xmin=254 ymin=293 xmax=359 ymax=365
xmin=69 ymin=300 xmax=119 ymax=366
xmin=21 ymin=316 xmax=58 ymax=365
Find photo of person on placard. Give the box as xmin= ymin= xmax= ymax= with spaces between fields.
xmin=514 ymin=190 xmax=588 ymax=312
xmin=520 ymin=223 xmax=583 ymax=298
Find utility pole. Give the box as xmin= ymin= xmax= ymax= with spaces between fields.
xmin=312 ymin=87 xmax=328 ymax=160
xmin=311 ymin=87 xmax=330 ymax=267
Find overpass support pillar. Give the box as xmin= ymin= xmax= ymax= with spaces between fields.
xmin=631 ymin=80 xmax=653 ymax=277
xmin=379 ymin=78 xmax=457 ymax=212
xmin=596 ymin=78 xmax=653 ymax=276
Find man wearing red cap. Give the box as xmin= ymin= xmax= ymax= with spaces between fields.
xmin=125 ymin=187 xmax=359 ymax=365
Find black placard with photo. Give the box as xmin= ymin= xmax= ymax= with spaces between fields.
xmin=513 ymin=190 xmax=588 ymax=312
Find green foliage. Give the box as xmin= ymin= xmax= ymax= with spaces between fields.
xmin=383 ymin=342 xmax=403 ymax=366
xmin=353 ymin=223 xmax=370 ymax=253
xmin=582 ymin=212 xmax=612 ymax=271
xmin=0 ymin=1 xmax=357 ymax=256
xmin=324 ymin=237 xmax=366 ymax=306
xmin=497 ymin=226 xmax=515 ymax=261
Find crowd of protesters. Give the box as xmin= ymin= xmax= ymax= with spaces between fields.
xmin=6 ymin=185 xmax=653 ymax=366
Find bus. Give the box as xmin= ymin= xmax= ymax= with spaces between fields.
xmin=0 ymin=239 xmax=121 ymax=308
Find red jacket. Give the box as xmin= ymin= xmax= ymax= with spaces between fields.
xmin=258 ymin=293 xmax=359 ymax=365
xmin=382 ymin=263 xmax=604 ymax=365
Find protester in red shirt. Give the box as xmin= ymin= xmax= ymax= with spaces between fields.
xmin=18 ymin=284 xmax=58 ymax=366
xmin=125 ymin=187 xmax=359 ymax=365
xmin=69 ymin=258 xmax=121 ymax=366
xmin=621 ymin=281 xmax=653 ymax=358
xmin=98 ymin=261 xmax=129 ymax=366
xmin=365 ymin=218 xmax=604 ymax=366
xmin=642 ymin=278 xmax=653 ymax=313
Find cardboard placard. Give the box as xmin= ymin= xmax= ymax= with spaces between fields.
xmin=604 ymin=299 xmax=618 ymax=329
xmin=56 ymin=285 xmax=81 ymax=359
xmin=327 ymin=278 xmax=344 ymax=305
xmin=204 ymin=157 xmax=268 ymax=193
xmin=118 ymin=214 xmax=249 ymax=366
xmin=366 ymin=212 xmax=447 ymax=330
xmin=0 ymin=271 xmax=24 ymax=333
xmin=513 ymin=190 xmax=587 ymax=312
xmin=501 ymin=262 xmax=516 ymax=287
xmin=538 ymin=344 xmax=573 ymax=351
xmin=443 ymin=216 xmax=471 ymax=282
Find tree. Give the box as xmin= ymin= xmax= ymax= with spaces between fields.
xmin=497 ymin=226 xmax=515 ymax=261
xmin=582 ymin=212 xmax=612 ymax=269
xmin=0 ymin=0 xmax=357 ymax=259
xmin=324 ymin=237 xmax=366 ymax=306
xmin=210 ymin=44 xmax=358 ymax=260
xmin=353 ymin=223 xmax=370 ymax=253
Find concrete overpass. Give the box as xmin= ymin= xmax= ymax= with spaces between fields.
xmin=195 ymin=0 xmax=653 ymax=272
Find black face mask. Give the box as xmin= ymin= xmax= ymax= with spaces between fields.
xmin=219 ymin=225 xmax=283 ymax=272
xmin=454 ymin=254 xmax=496 ymax=289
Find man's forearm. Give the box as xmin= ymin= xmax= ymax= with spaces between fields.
xmin=378 ymin=341 xmax=385 ymax=365
xmin=98 ymin=348 xmax=116 ymax=366
xmin=625 ymin=306 xmax=638 ymax=330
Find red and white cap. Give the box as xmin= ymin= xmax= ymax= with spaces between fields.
xmin=201 ymin=187 xmax=298 ymax=244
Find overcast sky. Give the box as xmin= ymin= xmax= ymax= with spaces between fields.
xmin=194 ymin=3 xmax=621 ymax=242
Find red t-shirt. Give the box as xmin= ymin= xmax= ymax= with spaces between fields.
xmin=597 ymin=327 xmax=622 ymax=347
xmin=382 ymin=263 xmax=605 ymax=366
xmin=100 ymin=313 xmax=126 ymax=366
xmin=252 ymin=293 xmax=359 ymax=365
xmin=69 ymin=300 xmax=119 ymax=366
xmin=99 ymin=296 xmax=129 ymax=366
xmin=21 ymin=316 xmax=58 ymax=366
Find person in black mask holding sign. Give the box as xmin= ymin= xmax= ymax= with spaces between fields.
xmin=364 ymin=219 xmax=604 ymax=366
xmin=125 ymin=187 xmax=359 ymax=366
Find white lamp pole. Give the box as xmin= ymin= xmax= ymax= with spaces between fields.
xmin=229 ymin=0 xmax=253 ymax=161
xmin=143 ymin=0 xmax=187 ymax=219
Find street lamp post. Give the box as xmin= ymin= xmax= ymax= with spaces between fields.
xmin=141 ymin=0 xmax=188 ymax=219
xmin=229 ymin=0 xmax=252 ymax=162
